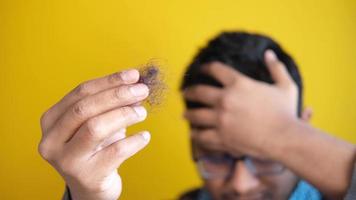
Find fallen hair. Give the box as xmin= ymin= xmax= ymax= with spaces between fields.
xmin=138 ymin=61 xmax=167 ymax=107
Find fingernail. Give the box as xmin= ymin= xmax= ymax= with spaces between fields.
xmin=141 ymin=131 xmax=151 ymax=141
xmin=265 ymin=50 xmax=277 ymax=62
xmin=129 ymin=84 xmax=148 ymax=97
xmin=120 ymin=69 xmax=139 ymax=82
xmin=133 ymin=106 xmax=147 ymax=119
xmin=118 ymin=128 xmax=126 ymax=134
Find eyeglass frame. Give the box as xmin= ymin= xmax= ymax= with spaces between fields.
xmin=194 ymin=154 xmax=286 ymax=180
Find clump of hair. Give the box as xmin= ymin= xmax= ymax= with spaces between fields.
xmin=138 ymin=60 xmax=167 ymax=107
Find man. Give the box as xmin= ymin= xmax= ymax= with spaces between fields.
xmin=180 ymin=32 xmax=321 ymax=200
xmin=39 ymin=31 xmax=355 ymax=200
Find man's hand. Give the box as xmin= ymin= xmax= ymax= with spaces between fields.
xmin=184 ymin=50 xmax=298 ymax=158
xmin=38 ymin=69 xmax=150 ymax=200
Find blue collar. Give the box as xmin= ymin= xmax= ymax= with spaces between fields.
xmin=289 ymin=180 xmax=322 ymax=200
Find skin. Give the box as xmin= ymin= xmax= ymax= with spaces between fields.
xmin=184 ymin=50 xmax=356 ymax=199
xmin=38 ymin=69 xmax=151 ymax=200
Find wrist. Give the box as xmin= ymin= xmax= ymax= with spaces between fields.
xmin=67 ymin=183 xmax=104 ymax=200
xmin=67 ymin=180 xmax=119 ymax=200
xmin=261 ymin=115 xmax=301 ymax=161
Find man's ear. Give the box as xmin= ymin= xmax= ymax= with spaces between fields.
xmin=301 ymin=107 xmax=313 ymax=122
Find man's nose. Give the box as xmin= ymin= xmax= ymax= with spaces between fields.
xmin=228 ymin=161 xmax=260 ymax=194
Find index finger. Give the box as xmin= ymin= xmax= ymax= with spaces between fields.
xmin=264 ymin=50 xmax=296 ymax=88
xmin=42 ymin=69 xmax=140 ymax=131
xmin=202 ymin=61 xmax=248 ymax=86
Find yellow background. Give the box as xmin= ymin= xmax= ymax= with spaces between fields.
xmin=1 ymin=0 xmax=355 ymax=199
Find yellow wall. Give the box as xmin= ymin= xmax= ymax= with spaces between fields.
xmin=1 ymin=0 xmax=355 ymax=199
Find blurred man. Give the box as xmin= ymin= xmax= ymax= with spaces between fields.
xmin=39 ymin=31 xmax=355 ymax=200
xmin=180 ymin=32 xmax=322 ymax=200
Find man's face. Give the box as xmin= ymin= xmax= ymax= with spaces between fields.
xmin=191 ymin=141 xmax=298 ymax=200
xmin=185 ymin=81 xmax=310 ymax=199
xmin=183 ymin=57 xmax=312 ymax=200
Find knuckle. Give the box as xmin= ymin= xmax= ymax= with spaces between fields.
xmin=75 ymin=82 xmax=91 ymax=97
xmin=84 ymin=118 xmax=103 ymax=140
xmin=72 ymin=102 xmax=87 ymax=119
xmin=38 ymin=140 xmax=54 ymax=161
xmin=120 ymin=106 xmax=135 ymax=118
xmin=104 ymin=142 xmax=125 ymax=162
xmin=113 ymin=86 xmax=127 ymax=100
xmin=113 ymin=143 xmax=126 ymax=158
xmin=108 ymin=72 xmax=123 ymax=84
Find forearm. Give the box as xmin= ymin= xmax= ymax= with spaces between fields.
xmin=267 ymin=119 xmax=356 ymax=199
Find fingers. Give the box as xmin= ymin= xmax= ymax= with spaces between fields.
xmin=264 ymin=50 xmax=296 ymax=88
xmin=183 ymin=85 xmax=222 ymax=107
xmin=203 ymin=61 xmax=248 ymax=86
xmin=191 ymin=129 xmax=224 ymax=151
xmin=51 ymin=84 xmax=149 ymax=143
xmin=184 ymin=108 xmax=217 ymax=127
xmin=65 ymin=106 xmax=147 ymax=156
xmin=94 ymin=131 xmax=151 ymax=172
xmin=94 ymin=129 xmax=126 ymax=153
xmin=42 ymin=69 xmax=140 ymax=132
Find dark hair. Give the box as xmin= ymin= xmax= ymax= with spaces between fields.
xmin=181 ymin=31 xmax=303 ymax=116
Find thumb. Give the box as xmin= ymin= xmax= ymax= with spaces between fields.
xmin=95 ymin=131 xmax=151 ymax=171
xmin=264 ymin=49 xmax=295 ymax=87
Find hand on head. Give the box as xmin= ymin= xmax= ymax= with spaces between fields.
xmin=184 ymin=50 xmax=299 ymax=158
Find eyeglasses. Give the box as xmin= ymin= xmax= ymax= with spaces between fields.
xmin=195 ymin=154 xmax=285 ymax=180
